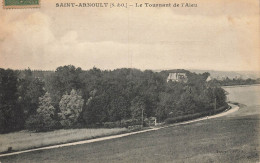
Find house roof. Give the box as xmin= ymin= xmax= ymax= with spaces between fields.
xmin=167 ymin=73 xmax=187 ymax=81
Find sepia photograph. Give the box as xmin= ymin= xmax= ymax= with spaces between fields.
xmin=0 ymin=0 xmax=259 ymax=162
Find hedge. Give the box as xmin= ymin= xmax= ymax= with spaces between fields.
xmin=165 ymin=104 xmax=229 ymax=124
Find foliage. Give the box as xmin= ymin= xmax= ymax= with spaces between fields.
xmin=165 ymin=104 xmax=228 ymax=124
xmin=0 ymin=69 xmax=23 ymax=133
xmin=103 ymin=119 xmax=140 ymax=128
xmin=20 ymin=77 xmax=45 ymax=118
xmin=45 ymin=65 xmax=83 ymax=108
xmin=109 ymin=96 xmax=130 ymax=121
xmin=211 ymin=77 xmax=260 ymax=86
xmin=1 ymin=66 xmax=228 ymax=132
xmin=25 ymin=92 xmax=59 ymax=131
xmin=59 ymin=89 xmax=84 ymax=127
xmin=130 ymin=97 xmax=146 ymax=120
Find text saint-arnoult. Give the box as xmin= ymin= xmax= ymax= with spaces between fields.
xmin=56 ymin=3 xmax=109 ymax=7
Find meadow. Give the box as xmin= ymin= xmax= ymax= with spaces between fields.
xmin=0 ymin=128 xmax=127 ymax=153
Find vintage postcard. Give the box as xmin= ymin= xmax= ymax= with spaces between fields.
xmin=0 ymin=0 xmax=259 ymax=162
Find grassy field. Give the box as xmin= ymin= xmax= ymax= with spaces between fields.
xmin=0 ymin=128 xmax=127 ymax=153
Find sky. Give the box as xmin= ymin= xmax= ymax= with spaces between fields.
xmin=0 ymin=0 xmax=259 ymax=71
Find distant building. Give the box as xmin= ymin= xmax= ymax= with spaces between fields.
xmin=234 ymin=76 xmax=241 ymax=80
xmin=216 ymin=76 xmax=227 ymax=81
xmin=206 ymin=76 xmax=212 ymax=82
xmin=167 ymin=73 xmax=188 ymax=83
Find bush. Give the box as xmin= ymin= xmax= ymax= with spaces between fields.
xmin=59 ymin=89 xmax=84 ymax=128
xmin=25 ymin=92 xmax=60 ymax=132
xmin=120 ymin=119 xmax=140 ymax=128
xmin=128 ymin=125 xmax=142 ymax=131
xmin=25 ymin=114 xmax=60 ymax=132
xmin=103 ymin=121 xmax=121 ymax=128
xmin=165 ymin=105 xmax=228 ymax=124
xmin=103 ymin=119 xmax=141 ymax=128
xmin=25 ymin=115 xmax=44 ymax=131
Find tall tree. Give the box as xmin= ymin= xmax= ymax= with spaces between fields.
xmin=0 ymin=69 xmax=23 ymax=133
xmin=25 ymin=92 xmax=58 ymax=131
xmin=108 ymin=96 xmax=130 ymax=121
xmin=130 ymin=97 xmax=146 ymax=120
xmin=59 ymin=89 xmax=84 ymax=127
xmin=45 ymin=65 xmax=83 ymax=108
xmin=21 ymin=78 xmax=45 ymax=118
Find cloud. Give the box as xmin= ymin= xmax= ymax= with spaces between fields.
xmin=0 ymin=0 xmax=259 ymax=71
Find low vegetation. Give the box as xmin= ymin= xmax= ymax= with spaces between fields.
xmin=0 ymin=128 xmax=127 ymax=153
xmin=165 ymin=105 xmax=228 ymax=124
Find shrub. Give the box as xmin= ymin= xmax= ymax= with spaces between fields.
xmin=25 ymin=92 xmax=59 ymax=132
xmin=128 ymin=125 xmax=142 ymax=131
xmin=25 ymin=114 xmax=60 ymax=132
xmin=103 ymin=121 xmax=121 ymax=128
xmin=59 ymin=89 xmax=84 ymax=128
xmin=165 ymin=105 xmax=228 ymax=124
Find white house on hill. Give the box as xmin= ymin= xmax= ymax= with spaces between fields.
xmin=206 ymin=76 xmax=212 ymax=82
xmin=167 ymin=73 xmax=188 ymax=83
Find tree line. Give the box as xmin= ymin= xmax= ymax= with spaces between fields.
xmin=0 ymin=66 xmax=227 ymax=133
xmin=211 ymin=77 xmax=260 ymax=86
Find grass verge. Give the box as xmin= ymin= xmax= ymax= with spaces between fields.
xmin=0 ymin=128 xmax=127 ymax=154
